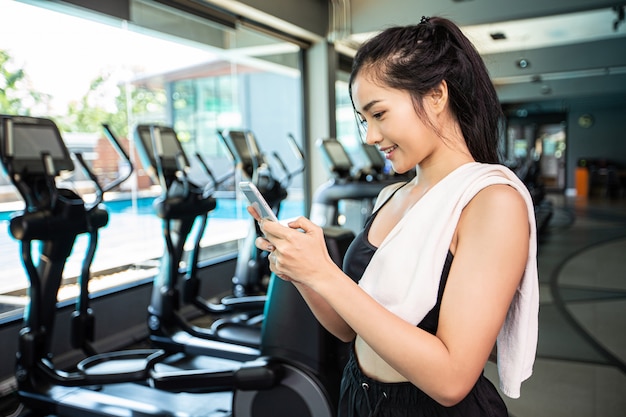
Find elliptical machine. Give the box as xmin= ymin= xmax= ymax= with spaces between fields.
xmin=0 ymin=115 xmax=190 ymax=416
xmin=134 ymin=124 xmax=263 ymax=359
xmin=137 ymin=126 xmax=305 ymax=357
xmin=2 ymin=115 xmax=356 ymax=417
xmin=3 ymin=116 xmax=275 ymax=417
xmin=133 ymin=125 xmax=356 ymax=417
xmin=214 ymin=129 xmax=304 ymax=306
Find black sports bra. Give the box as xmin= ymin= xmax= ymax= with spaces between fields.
xmin=343 ymin=184 xmax=453 ymax=334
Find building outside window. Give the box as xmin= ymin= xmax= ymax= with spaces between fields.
xmin=0 ymin=1 xmax=305 ymax=320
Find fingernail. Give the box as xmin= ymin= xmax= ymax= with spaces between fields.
xmin=267 ymin=244 xmax=275 ymax=251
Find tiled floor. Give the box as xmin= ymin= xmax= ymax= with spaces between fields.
xmin=484 ymin=193 xmax=626 ymax=417
xmin=3 ymin=193 xmax=625 ymax=417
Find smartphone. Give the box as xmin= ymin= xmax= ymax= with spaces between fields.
xmin=239 ymin=181 xmax=278 ymax=222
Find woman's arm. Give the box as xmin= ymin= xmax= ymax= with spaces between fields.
xmin=251 ymin=181 xmax=407 ymax=342
xmin=292 ymin=181 xmax=408 ymax=341
xmin=292 ymin=280 xmax=357 ymax=342
xmin=251 ymin=208 xmax=356 ymax=342
xmin=301 ymin=184 xmax=530 ymax=406
xmin=258 ymin=184 xmax=529 ymax=405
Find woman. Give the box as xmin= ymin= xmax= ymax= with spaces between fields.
xmin=250 ymin=16 xmax=539 ymax=416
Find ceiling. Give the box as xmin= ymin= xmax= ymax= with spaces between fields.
xmin=342 ymin=0 xmax=626 ymax=111
xmin=347 ymin=5 xmax=626 ymax=55
xmin=201 ymin=0 xmax=626 ymax=112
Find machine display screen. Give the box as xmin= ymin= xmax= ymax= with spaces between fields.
xmin=13 ymin=124 xmax=67 ymax=160
xmin=1 ymin=117 xmax=73 ymax=174
xmin=135 ymin=125 xmax=188 ymax=173
xmin=227 ymin=130 xmax=253 ymax=164
xmin=362 ymin=144 xmax=386 ymax=172
xmin=322 ymin=140 xmax=352 ymax=171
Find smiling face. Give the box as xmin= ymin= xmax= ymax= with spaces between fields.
xmin=351 ymin=71 xmax=441 ymax=174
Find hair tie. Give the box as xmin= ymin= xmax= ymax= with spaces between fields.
xmin=420 ymin=16 xmax=430 ymax=24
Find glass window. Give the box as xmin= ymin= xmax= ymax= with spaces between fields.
xmin=0 ymin=1 xmax=305 ymax=319
xmin=335 ymin=78 xmax=378 ymax=172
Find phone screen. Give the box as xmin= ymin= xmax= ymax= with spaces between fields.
xmin=239 ymin=181 xmax=278 ymax=222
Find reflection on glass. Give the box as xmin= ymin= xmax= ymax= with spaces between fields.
xmin=0 ymin=1 xmax=304 ymax=306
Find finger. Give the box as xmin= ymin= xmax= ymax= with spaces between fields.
xmin=276 ymin=273 xmax=293 ymax=282
xmin=287 ymin=216 xmax=317 ymax=234
xmin=259 ymin=218 xmax=289 ymax=240
xmin=255 ymin=236 xmax=275 ymax=252
xmin=247 ymin=205 xmax=261 ymax=221
xmin=268 ymin=252 xmax=282 ymax=276
xmin=270 ymin=257 xmax=293 ymax=282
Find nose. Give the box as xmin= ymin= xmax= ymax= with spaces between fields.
xmin=364 ymin=124 xmax=381 ymax=146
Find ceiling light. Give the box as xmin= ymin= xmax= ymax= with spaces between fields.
xmin=517 ymin=58 xmax=530 ymax=69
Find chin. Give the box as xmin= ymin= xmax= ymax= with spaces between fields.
xmin=391 ymin=163 xmax=412 ymax=175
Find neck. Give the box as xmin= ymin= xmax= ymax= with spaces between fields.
xmin=414 ymin=151 xmax=475 ymax=188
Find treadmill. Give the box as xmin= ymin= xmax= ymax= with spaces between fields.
xmin=310 ymin=138 xmax=404 ymax=229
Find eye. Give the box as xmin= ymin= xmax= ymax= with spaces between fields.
xmin=372 ymin=111 xmax=384 ymax=120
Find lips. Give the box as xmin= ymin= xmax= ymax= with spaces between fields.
xmin=380 ymin=145 xmax=398 ymax=158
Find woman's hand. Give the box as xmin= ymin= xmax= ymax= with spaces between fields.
xmin=247 ymin=206 xmax=338 ymax=289
xmin=248 ymin=207 xmax=357 ymax=342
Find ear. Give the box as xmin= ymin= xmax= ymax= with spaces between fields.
xmin=427 ymin=80 xmax=449 ymax=115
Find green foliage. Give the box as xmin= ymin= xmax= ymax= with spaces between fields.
xmin=0 ymin=50 xmax=22 ymax=113
xmin=57 ymin=73 xmax=167 ymax=137
xmin=1 ymin=49 xmax=167 ymax=137
xmin=0 ymin=50 xmax=51 ymax=115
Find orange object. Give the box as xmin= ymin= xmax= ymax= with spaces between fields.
xmin=575 ymin=167 xmax=589 ymax=197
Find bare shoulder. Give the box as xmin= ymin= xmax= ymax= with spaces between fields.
xmin=471 ymin=183 xmax=528 ymax=216
xmin=459 ymin=183 xmax=530 ymax=240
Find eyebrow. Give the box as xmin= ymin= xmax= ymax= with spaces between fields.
xmin=361 ymin=99 xmax=381 ymax=113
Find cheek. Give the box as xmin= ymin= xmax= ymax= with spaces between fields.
xmin=398 ymin=132 xmax=433 ymax=166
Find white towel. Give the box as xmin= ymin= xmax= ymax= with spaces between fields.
xmin=358 ymin=162 xmax=539 ymax=398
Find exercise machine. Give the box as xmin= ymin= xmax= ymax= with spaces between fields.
xmin=504 ymin=149 xmax=553 ymax=235
xmin=134 ymin=124 xmax=263 ymax=359
xmin=2 ymin=115 xmax=357 ymax=417
xmin=216 ymin=129 xmax=304 ymax=305
xmin=151 ymin=225 xmax=356 ymax=417
xmin=310 ymin=138 xmax=407 ymax=231
xmin=0 ymin=115 xmax=212 ymax=416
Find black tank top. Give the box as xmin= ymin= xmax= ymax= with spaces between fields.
xmin=343 ymin=184 xmax=453 ymax=334
xmin=341 ymin=186 xmax=508 ymax=415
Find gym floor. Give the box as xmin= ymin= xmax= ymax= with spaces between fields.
xmin=2 ymin=192 xmax=625 ymax=417
xmin=485 ymin=193 xmax=626 ymax=417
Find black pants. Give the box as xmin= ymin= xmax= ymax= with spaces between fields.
xmin=338 ymin=350 xmax=508 ymax=417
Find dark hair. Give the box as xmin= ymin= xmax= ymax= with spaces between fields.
xmin=349 ymin=16 xmax=502 ymax=164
